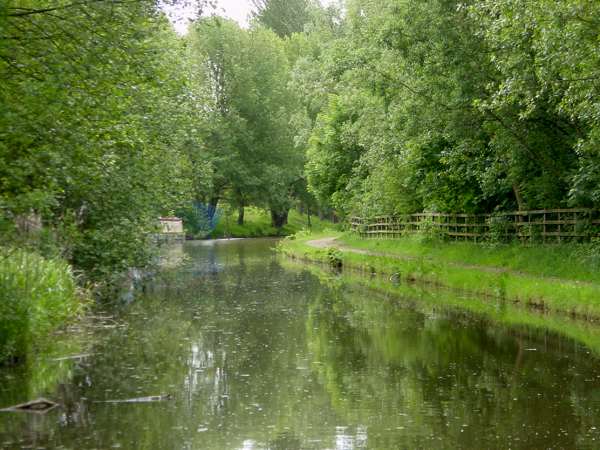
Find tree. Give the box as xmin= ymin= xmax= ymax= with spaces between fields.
xmin=188 ymin=18 xmax=303 ymax=228
xmin=251 ymin=0 xmax=314 ymax=37
xmin=469 ymin=0 xmax=600 ymax=207
xmin=297 ymin=0 xmax=599 ymax=216
xmin=0 ymin=1 xmax=203 ymax=278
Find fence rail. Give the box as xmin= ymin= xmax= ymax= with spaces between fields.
xmin=350 ymin=209 xmax=600 ymax=243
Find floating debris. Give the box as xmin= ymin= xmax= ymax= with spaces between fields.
xmin=94 ymin=394 xmax=173 ymax=404
xmin=0 ymin=398 xmax=59 ymax=414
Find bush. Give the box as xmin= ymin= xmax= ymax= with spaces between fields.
xmin=415 ymin=216 xmax=445 ymax=243
xmin=326 ymin=248 xmax=343 ymax=269
xmin=0 ymin=249 xmax=84 ymax=364
xmin=488 ymin=214 xmax=512 ymax=244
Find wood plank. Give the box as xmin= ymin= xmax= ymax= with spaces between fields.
xmin=537 ymin=220 xmax=579 ymax=225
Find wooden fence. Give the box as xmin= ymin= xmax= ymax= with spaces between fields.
xmin=350 ymin=209 xmax=600 ymax=243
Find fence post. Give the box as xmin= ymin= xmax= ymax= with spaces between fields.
xmin=543 ymin=212 xmax=546 ymax=244
xmin=350 ymin=209 xmax=599 ymax=243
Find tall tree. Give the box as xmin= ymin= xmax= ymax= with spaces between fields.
xmin=251 ymin=0 xmax=313 ymax=37
xmin=188 ymin=18 xmax=301 ymax=227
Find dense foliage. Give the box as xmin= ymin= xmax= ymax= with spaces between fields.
xmin=3 ymin=0 xmax=599 ymax=280
xmin=0 ymin=1 xmax=205 ymax=278
xmin=295 ymin=0 xmax=600 ymax=217
xmin=251 ymin=0 xmax=314 ymax=37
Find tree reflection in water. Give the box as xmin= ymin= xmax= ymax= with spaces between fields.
xmin=1 ymin=239 xmax=600 ymax=449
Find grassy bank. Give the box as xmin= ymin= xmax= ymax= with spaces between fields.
xmin=278 ymin=232 xmax=600 ymax=319
xmin=339 ymin=234 xmax=600 ymax=283
xmin=209 ymin=207 xmax=335 ymax=239
xmin=0 ymin=249 xmax=86 ymax=364
xmin=281 ymin=257 xmax=600 ymax=357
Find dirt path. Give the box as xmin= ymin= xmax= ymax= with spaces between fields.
xmin=307 ymin=237 xmax=394 ymax=257
xmin=306 ymin=237 xmax=338 ymax=249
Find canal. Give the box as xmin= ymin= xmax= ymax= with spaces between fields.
xmin=2 ymin=238 xmax=600 ymax=449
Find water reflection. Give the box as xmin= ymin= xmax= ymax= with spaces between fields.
xmin=306 ymin=279 xmax=600 ymax=449
xmin=1 ymin=239 xmax=600 ymax=449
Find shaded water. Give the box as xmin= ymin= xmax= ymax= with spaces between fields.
xmin=2 ymin=239 xmax=600 ymax=449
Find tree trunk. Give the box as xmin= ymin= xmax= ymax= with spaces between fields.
xmin=237 ymin=206 xmax=245 ymax=225
xmin=307 ymin=208 xmax=312 ymax=228
xmin=512 ymin=183 xmax=525 ymax=212
xmin=271 ymin=209 xmax=289 ymax=228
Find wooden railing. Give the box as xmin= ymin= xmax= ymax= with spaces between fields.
xmin=350 ymin=209 xmax=600 ymax=243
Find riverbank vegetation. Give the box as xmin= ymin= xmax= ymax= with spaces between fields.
xmin=0 ymin=249 xmax=85 ymax=364
xmin=2 ymin=0 xmax=600 ymax=363
xmin=279 ymin=232 xmax=600 ymax=319
xmin=0 ymin=0 xmax=208 ymax=364
xmin=1 ymin=2 xmax=204 ymax=280
xmin=338 ymin=234 xmax=600 ymax=284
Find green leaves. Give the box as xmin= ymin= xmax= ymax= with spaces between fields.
xmin=1 ymin=2 xmax=197 ymax=279
xmin=188 ymin=18 xmax=303 ymax=220
xmin=297 ymin=0 xmax=600 ymax=216
xmin=251 ymin=0 xmax=314 ymax=37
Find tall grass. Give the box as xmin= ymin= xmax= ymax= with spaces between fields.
xmin=0 ymin=248 xmax=84 ymax=364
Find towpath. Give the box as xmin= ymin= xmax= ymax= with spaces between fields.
xmin=305 ymin=236 xmax=594 ymax=285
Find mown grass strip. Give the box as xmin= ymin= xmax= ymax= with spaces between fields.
xmin=281 ymin=258 xmax=600 ymax=356
xmin=340 ymin=234 xmax=600 ymax=283
xmin=278 ymin=232 xmax=600 ymax=319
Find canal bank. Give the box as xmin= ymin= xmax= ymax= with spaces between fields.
xmin=278 ymin=231 xmax=600 ymax=320
xmin=281 ymin=257 xmax=600 ymax=359
xmin=3 ymin=239 xmax=600 ymax=449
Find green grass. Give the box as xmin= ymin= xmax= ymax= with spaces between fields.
xmin=281 ymin=257 xmax=600 ymax=357
xmin=339 ymin=234 xmax=600 ymax=283
xmin=209 ymin=207 xmax=337 ymax=239
xmin=278 ymin=231 xmax=600 ymax=319
xmin=0 ymin=248 xmax=86 ymax=364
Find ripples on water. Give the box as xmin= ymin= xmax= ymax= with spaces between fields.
xmin=1 ymin=238 xmax=600 ymax=449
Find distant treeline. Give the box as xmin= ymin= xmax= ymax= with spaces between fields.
xmin=2 ymin=0 xmax=599 ymax=280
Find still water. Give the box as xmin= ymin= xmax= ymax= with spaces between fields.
xmin=2 ymin=239 xmax=600 ymax=449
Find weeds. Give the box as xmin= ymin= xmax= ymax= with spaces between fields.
xmin=0 ymin=248 xmax=84 ymax=364
xmin=326 ymin=248 xmax=343 ymax=269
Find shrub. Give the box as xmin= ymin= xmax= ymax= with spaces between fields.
xmin=415 ymin=216 xmax=445 ymax=243
xmin=488 ymin=214 xmax=512 ymax=244
xmin=0 ymin=249 xmax=84 ymax=364
xmin=326 ymin=248 xmax=343 ymax=269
